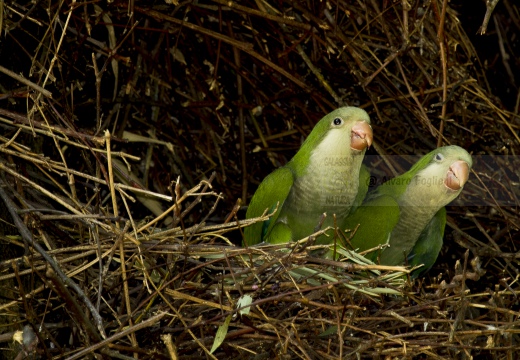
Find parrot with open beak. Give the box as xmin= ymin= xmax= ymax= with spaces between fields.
xmin=244 ymin=107 xmax=373 ymax=246
xmin=341 ymin=145 xmax=471 ymax=276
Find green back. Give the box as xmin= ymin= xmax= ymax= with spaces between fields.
xmin=341 ymin=194 xmax=400 ymax=261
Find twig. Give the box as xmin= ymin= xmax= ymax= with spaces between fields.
xmin=230 ymin=23 xmax=248 ymax=204
xmin=0 ymin=65 xmax=52 ymax=98
xmin=478 ymin=0 xmax=501 ymax=35
xmin=435 ymin=0 xmax=449 ymax=147
xmin=65 ymin=312 xmax=167 ymax=360
xmin=493 ymin=15 xmax=516 ymax=86
xmin=34 ymin=0 xmax=74 ymax=107
xmin=0 ymin=177 xmax=106 ymax=339
xmin=45 ymin=266 xmax=103 ymax=342
xmin=139 ymin=7 xmax=309 ymax=90
xmin=297 ymin=44 xmax=343 ymax=105
xmin=92 ymin=53 xmax=102 ymax=132
xmin=210 ymin=0 xmax=311 ymax=31
xmin=105 ymin=130 xmax=138 ymax=352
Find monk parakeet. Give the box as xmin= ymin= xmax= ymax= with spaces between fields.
xmin=244 ymin=107 xmax=373 ymax=246
xmin=341 ymin=145 xmax=472 ymax=274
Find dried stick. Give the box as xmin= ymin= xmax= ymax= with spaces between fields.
xmin=34 ymin=0 xmax=73 ymax=107
xmin=92 ymin=53 xmax=102 ymax=132
xmin=105 ymin=130 xmax=138 ymax=352
xmin=211 ymin=0 xmax=311 ymax=30
xmin=436 ymin=0 xmax=449 ymax=147
xmin=140 ymin=7 xmax=308 ymax=90
xmin=0 ymin=65 xmax=52 ymax=98
xmin=229 ymin=22 xmax=248 ymax=204
xmin=478 ymin=0 xmax=501 ymax=35
xmin=0 ymin=177 xmax=106 ymax=339
xmin=65 ymin=312 xmax=166 ymax=360
xmin=45 ymin=267 xmax=102 ymax=342
xmin=297 ymin=44 xmax=343 ymax=105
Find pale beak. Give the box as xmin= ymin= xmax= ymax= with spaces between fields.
xmin=350 ymin=121 xmax=373 ymax=151
xmin=445 ymin=160 xmax=470 ymax=191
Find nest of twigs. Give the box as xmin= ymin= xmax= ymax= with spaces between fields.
xmin=0 ymin=0 xmax=519 ymax=359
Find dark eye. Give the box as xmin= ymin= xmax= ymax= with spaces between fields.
xmin=333 ymin=117 xmax=343 ymax=126
xmin=434 ymin=153 xmax=444 ymax=161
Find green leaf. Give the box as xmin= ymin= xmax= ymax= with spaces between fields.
xmin=319 ymin=325 xmax=338 ymax=337
xmin=210 ymin=315 xmax=232 ymax=354
xmin=237 ymin=294 xmax=253 ymax=316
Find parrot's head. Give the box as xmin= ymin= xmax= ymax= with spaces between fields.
xmin=406 ymin=145 xmax=472 ymax=207
xmin=306 ymin=107 xmax=372 ymax=157
xmin=317 ymin=106 xmax=373 ymax=153
xmin=290 ymin=106 xmax=373 ymax=176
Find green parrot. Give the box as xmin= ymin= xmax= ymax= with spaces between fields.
xmin=340 ymin=145 xmax=472 ymax=275
xmin=244 ymin=107 xmax=373 ymax=246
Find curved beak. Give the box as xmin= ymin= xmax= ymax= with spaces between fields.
xmin=445 ymin=160 xmax=470 ymax=191
xmin=350 ymin=121 xmax=373 ymax=151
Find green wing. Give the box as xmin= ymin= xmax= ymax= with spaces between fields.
xmin=350 ymin=164 xmax=370 ymax=214
xmin=340 ymin=194 xmax=400 ymax=261
xmin=244 ymin=167 xmax=294 ymax=246
xmin=407 ymin=207 xmax=447 ymax=278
